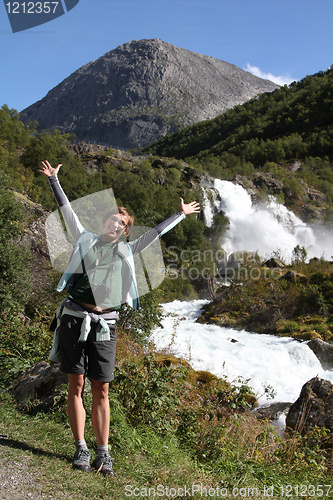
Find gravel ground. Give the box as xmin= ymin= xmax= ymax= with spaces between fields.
xmin=0 ymin=457 xmax=47 ymax=499
xmin=0 ymin=438 xmax=61 ymax=500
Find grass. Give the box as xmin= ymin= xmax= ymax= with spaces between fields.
xmin=0 ymin=387 xmax=332 ymax=500
xmin=0 ymin=392 xmax=209 ymax=499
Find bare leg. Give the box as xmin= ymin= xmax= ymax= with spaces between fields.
xmin=91 ymin=379 xmax=110 ymax=446
xmin=67 ymin=373 xmax=86 ymax=441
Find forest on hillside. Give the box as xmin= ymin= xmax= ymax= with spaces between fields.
xmin=145 ymin=67 xmax=333 ymax=218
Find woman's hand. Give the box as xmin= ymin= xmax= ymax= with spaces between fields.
xmin=180 ymin=197 xmax=201 ymax=216
xmin=38 ymin=160 xmax=62 ymax=177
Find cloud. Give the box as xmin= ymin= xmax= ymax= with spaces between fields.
xmin=245 ymin=63 xmax=295 ymax=86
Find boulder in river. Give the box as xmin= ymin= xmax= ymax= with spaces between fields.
xmin=286 ymin=377 xmax=333 ymax=435
xmin=307 ymin=338 xmax=333 ymax=371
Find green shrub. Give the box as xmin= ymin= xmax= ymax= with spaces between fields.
xmin=117 ymin=290 xmax=163 ymax=345
xmin=0 ymin=353 xmax=30 ymax=389
xmin=0 ymin=172 xmax=31 ymax=311
xmin=0 ymin=308 xmax=53 ymax=363
xmin=111 ymin=353 xmax=185 ymax=433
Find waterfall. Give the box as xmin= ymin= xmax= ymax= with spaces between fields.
xmin=202 ymin=179 xmax=332 ymax=263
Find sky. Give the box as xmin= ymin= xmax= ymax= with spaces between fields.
xmin=0 ymin=0 xmax=332 ymax=113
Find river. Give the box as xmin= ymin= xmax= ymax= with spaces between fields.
xmin=150 ymin=299 xmax=333 ymax=406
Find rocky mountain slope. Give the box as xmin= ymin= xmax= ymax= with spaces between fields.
xmin=20 ymin=39 xmax=278 ymax=150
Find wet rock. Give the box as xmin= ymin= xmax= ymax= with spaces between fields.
xmin=286 ymin=377 xmax=333 ymax=435
xmin=301 ymin=203 xmax=327 ymax=222
xmin=308 ymin=338 xmax=333 ymax=371
xmin=232 ymin=175 xmax=258 ymax=200
xmin=253 ymin=402 xmax=292 ymax=421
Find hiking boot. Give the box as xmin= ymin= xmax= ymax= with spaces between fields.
xmin=72 ymin=448 xmax=91 ymax=472
xmin=91 ymin=455 xmax=115 ymax=476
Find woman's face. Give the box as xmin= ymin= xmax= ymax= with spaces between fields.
xmin=101 ymin=213 xmax=129 ymax=242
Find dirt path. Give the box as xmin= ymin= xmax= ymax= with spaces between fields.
xmin=0 ymin=441 xmax=59 ymax=500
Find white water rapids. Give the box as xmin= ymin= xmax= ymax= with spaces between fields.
xmin=150 ymin=300 xmax=333 ymax=405
xmin=151 ymin=180 xmax=333 ymax=410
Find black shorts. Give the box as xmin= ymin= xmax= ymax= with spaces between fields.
xmin=59 ymin=314 xmax=117 ymax=382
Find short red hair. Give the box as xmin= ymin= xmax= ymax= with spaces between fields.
xmin=102 ymin=207 xmax=134 ymax=228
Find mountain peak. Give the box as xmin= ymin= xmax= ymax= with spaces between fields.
xmin=20 ymin=39 xmax=279 ymax=150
